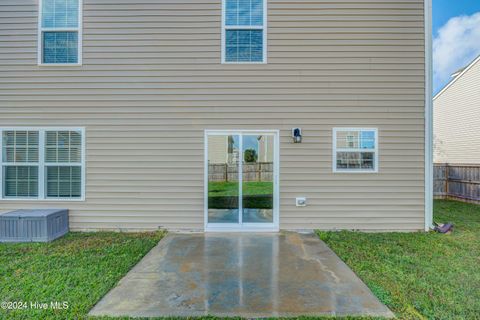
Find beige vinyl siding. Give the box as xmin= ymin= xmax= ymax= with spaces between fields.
xmin=0 ymin=0 xmax=425 ymax=231
xmin=434 ymin=59 xmax=480 ymax=164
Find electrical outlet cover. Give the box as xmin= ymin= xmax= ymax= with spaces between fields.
xmin=296 ymin=197 xmax=307 ymax=207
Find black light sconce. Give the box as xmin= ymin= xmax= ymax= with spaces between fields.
xmin=292 ymin=128 xmax=302 ymax=143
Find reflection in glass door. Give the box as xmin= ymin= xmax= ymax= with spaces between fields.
xmin=242 ymin=135 xmax=274 ymax=223
xmin=207 ymin=135 xmax=240 ymax=223
xmin=206 ymin=131 xmax=277 ymax=231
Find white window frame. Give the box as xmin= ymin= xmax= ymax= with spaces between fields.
xmin=0 ymin=127 xmax=86 ymax=201
xmin=221 ymin=0 xmax=267 ymax=64
xmin=38 ymin=0 xmax=83 ymax=66
xmin=332 ymin=128 xmax=379 ymax=173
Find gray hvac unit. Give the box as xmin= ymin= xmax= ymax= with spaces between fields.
xmin=0 ymin=209 xmax=69 ymax=242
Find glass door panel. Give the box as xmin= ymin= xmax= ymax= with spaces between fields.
xmin=208 ymin=135 xmax=240 ymax=223
xmin=242 ymin=135 xmax=274 ymax=223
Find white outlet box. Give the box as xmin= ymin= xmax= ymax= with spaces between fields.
xmin=296 ymin=197 xmax=307 ymax=207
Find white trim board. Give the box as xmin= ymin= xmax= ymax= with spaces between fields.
xmin=424 ymin=0 xmax=433 ymax=231
xmin=434 ymin=55 xmax=480 ymax=101
xmin=204 ymin=130 xmax=279 ymax=232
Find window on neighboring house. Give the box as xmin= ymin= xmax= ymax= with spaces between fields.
xmin=333 ymin=128 xmax=378 ymax=173
xmin=223 ymin=0 xmax=266 ymax=63
xmin=39 ymin=0 xmax=82 ymax=65
xmin=1 ymin=128 xmax=84 ymax=200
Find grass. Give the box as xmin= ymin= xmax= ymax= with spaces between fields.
xmin=1 ymin=200 xmax=478 ymax=319
xmin=0 ymin=231 xmax=166 ymax=320
xmin=208 ymin=181 xmax=274 ymax=209
xmin=317 ymin=200 xmax=480 ymax=319
xmin=208 ymin=181 xmax=273 ymax=197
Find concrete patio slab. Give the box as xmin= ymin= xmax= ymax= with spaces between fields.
xmin=89 ymin=232 xmax=394 ymax=318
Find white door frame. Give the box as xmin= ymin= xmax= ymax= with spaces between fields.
xmin=204 ymin=130 xmax=280 ymax=232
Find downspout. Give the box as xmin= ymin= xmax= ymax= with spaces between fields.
xmin=424 ymin=0 xmax=434 ymax=231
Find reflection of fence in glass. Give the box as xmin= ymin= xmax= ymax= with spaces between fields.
xmin=208 ymin=162 xmax=273 ymax=182
xmin=434 ymin=164 xmax=480 ymax=203
xmin=208 ymin=161 xmax=273 ymax=210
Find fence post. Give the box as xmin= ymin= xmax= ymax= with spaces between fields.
xmin=445 ymin=163 xmax=449 ymax=197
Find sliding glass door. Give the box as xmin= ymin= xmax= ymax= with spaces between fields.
xmin=205 ymin=131 xmax=278 ymax=231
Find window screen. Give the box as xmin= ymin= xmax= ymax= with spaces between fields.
xmin=4 ymin=166 xmax=39 ymax=198
xmin=43 ymin=32 xmax=78 ymax=64
xmin=46 ymin=166 xmax=81 ymax=198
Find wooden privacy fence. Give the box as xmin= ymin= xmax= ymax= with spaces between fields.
xmin=209 ymin=162 xmax=273 ymax=182
xmin=434 ymin=164 xmax=480 ymax=203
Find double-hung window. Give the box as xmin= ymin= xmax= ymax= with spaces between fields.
xmin=222 ymin=0 xmax=267 ymax=63
xmin=38 ymin=0 xmax=82 ymax=65
xmin=0 ymin=128 xmax=85 ymax=200
xmin=333 ymin=128 xmax=378 ymax=173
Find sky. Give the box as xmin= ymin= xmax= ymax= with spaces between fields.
xmin=433 ymin=0 xmax=480 ymax=94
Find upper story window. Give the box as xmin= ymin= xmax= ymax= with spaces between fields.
xmin=1 ymin=128 xmax=85 ymax=200
xmin=222 ymin=0 xmax=267 ymax=63
xmin=38 ymin=0 xmax=82 ymax=65
xmin=333 ymin=128 xmax=378 ymax=173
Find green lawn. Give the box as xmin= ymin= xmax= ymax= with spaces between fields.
xmin=0 ymin=231 xmax=165 ymax=320
xmin=208 ymin=181 xmax=274 ymax=209
xmin=317 ymin=200 xmax=480 ymax=319
xmin=1 ymin=200 xmax=478 ymax=319
xmin=208 ymin=181 xmax=273 ymax=197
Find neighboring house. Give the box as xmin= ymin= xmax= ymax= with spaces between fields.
xmin=434 ymin=55 xmax=480 ymax=164
xmin=208 ymin=136 xmax=234 ymax=164
xmin=0 ymin=0 xmax=433 ymax=232
xmin=258 ymin=135 xmax=273 ymax=163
